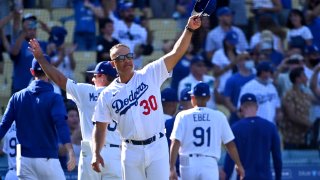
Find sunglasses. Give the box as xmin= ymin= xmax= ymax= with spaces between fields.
xmin=113 ymin=53 xmax=134 ymax=61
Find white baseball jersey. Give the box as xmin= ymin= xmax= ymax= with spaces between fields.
xmin=66 ymin=79 xmax=121 ymax=145
xmin=170 ymin=107 xmax=234 ymax=160
xmin=178 ymin=74 xmax=216 ymax=109
xmin=3 ymin=122 xmax=17 ymax=170
xmin=238 ymin=79 xmax=281 ymax=123
xmin=93 ymin=58 xmax=171 ymax=140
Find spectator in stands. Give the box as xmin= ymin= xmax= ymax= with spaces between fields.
xmin=96 ymin=18 xmax=119 ymax=62
xmin=66 ymin=105 xmax=81 ymax=164
xmin=238 ymin=61 xmax=281 ymax=123
xmin=275 ymin=53 xmax=304 ymax=97
xmin=223 ymin=52 xmax=255 ymax=124
xmin=251 ymin=0 xmax=282 ymax=25
xmin=178 ymin=55 xmax=216 ymax=109
xmin=306 ymin=10 xmax=320 ymax=50
xmin=112 ymin=2 xmax=148 ymax=69
xmin=0 ymin=12 xmax=15 ymax=74
xmin=170 ymin=43 xmax=194 ymax=94
xmin=174 ymin=0 xmax=195 ymax=30
xmin=211 ymin=31 xmax=239 ymax=95
xmin=255 ymin=30 xmax=284 ymax=67
xmin=229 ymin=0 xmax=248 ymax=34
xmin=205 ymin=7 xmax=248 ymax=60
xmin=224 ymin=93 xmax=282 ymax=180
xmin=150 ymin=0 xmax=175 ymax=19
xmin=51 ymin=0 xmax=72 ymax=8
xmin=280 ymin=67 xmax=313 ymax=149
xmin=286 ymin=9 xmax=313 ymax=51
xmin=303 ymin=44 xmax=320 ymax=80
xmin=250 ymin=16 xmax=284 ymax=53
xmin=10 ymin=13 xmax=48 ymax=94
xmin=161 ymin=88 xmax=178 ymax=123
xmin=306 ymin=0 xmax=320 ymax=18
xmin=48 ymin=26 xmax=76 ymax=80
xmin=73 ymin=0 xmax=104 ymax=51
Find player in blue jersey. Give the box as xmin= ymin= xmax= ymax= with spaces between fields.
xmin=0 ymin=56 xmax=76 ymax=179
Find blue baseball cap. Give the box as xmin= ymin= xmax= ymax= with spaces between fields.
xmin=48 ymin=26 xmax=67 ymax=47
xmin=190 ymin=55 xmax=205 ymax=65
xmin=119 ymin=2 xmax=133 ymax=11
xmin=189 ymin=82 xmax=210 ymax=97
xmin=180 ymin=88 xmax=191 ymax=101
xmin=256 ymin=61 xmax=273 ymax=74
xmin=305 ymin=44 xmax=320 ymax=54
xmin=224 ymin=31 xmax=239 ymax=46
xmin=240 ymin=93 xmax=257 ymax=105
xmin=87 ymin=61 xmax=117 ymax=78
xmin=216 ymin=7 xmax=233 ymax=16
xmin=192 ymin=0 xmax=216 ymax=16
xmin=161 ymin=88 xmax=178 ymax=102
xmin=31 ymin=55 xmax=51 ymax=71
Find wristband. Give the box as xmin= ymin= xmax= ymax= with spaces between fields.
xmin=185 ymin=26 xmax=195 ymax=33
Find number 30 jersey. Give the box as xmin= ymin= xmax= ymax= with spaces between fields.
xmin=3 ymin=122 xmax=17 ymax=169
xmin=171 ymin=107 xmax=234 ymax=160
xmin=93 ymin=58 xmax=171 ymax=140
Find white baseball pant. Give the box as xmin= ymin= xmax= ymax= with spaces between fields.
xmin=121 ymin=136 xmax=169 ymax=180
xmin=78 ymin=141 xmax=121 ymax=180
xmin=5 ymin=169 xmax=18 ymax=180
xmin=179 ymin=155 xmax=219 ymax=180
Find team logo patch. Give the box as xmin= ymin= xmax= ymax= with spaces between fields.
xmin=112 ymin=82 xmax=148 ymax=115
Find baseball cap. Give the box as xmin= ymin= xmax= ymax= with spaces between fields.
xmin=161 ymin=88 xmax=178 ymax=102
xmin=304 ymin=44 xmax=320 ymax=54
xmin=240 ymin=93 xmax=257 ymax=105
xmin=119 ymin=2 xmax=133 ymax=11
xmin=224 ymin=31 xmax=239 ymax=46
xmin=48 ymin=26 xmax=67 ymax=47
xmin=31 ymin=55 xmax=51 ymax=71
xmin=256 ymin=61 xmax=273 ymax=74
xmin=190 ymin=55 xmax=205 ymax=65
xmin=87 ymin=61 xmax=117 ymax=78
xmin=288 ymin=53 xmax=303 ymax=64
xmin=192 ymin=0 xmax=216 ymax=16
xmin=22 ymin=13 xmax=37 ymax=22
xmin=189 ymin=82 xmax=210 ymax=97
xmin=216 ymin=7 xmax=233 ymax=17
xmin=180 ymin=88 xmax=191 ymax=101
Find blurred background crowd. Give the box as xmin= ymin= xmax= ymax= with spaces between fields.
xmin=0 ymin=0 xmax=319 ymax=178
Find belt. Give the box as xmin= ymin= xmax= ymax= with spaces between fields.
xmin=105 ymin=144 xmax=121 ymax=148
xmin=9 ymin=167 xmax=16 ymax=171
xmin=125 ymin=132 xmax=164 ymax=145
xmin=189 ymin=154 xmax=216 ymax=159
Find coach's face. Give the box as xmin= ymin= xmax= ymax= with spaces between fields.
xmin=110 ymin=46 xmax=134 ymax=75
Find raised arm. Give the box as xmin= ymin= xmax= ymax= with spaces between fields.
xmin=29 ymin=39 xmax=68 ymax=90
xmin=163 ymin=15 xmax=201 ymax=72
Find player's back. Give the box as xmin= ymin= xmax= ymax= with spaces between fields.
xmin=3 ymin=123 xmax=18 ymax=170
xmin=176 ymin=107 xmax=233 ymax=159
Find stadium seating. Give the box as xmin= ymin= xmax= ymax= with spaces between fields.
xmin=73 ymin=51 xmax=96 ymax=83
xmin=51 ymin=8 xmax=74 ymax=22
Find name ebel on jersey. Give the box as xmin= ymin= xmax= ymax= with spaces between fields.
xmin=112 ymin=82 xmax=149 ymax=115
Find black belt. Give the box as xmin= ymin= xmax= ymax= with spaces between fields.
xmin=189 ymin=154 xmax=216 ymax=159
xmin=105 ymin=144 xmax=121 ymax=148
xmin=125 ymin=132 xmax=164 ymax=145
xmin=9 ymin=168 xmax=16 ymax=170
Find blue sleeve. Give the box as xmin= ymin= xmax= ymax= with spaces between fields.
xmin=271 ymin=125 xmax=282 ymax=180
xmin=223 ymin=77 xmax=233 ymax=97
xmin=0 ymin=96 xmax=15 ymax=139
xmin=51 ymin=95 xmax=71 ymax=144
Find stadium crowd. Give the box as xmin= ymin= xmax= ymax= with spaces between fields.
xmin=0 ymin=0 xmax=320 ymax=179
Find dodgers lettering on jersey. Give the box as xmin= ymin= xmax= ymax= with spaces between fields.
xmin=170 ymin=107 xmax=234 ymax=160
xmin=112 ymin=82 xmax=148 ymax=115
xmin=93 ymin=58 xmax=171 ymax=140
xmin=66 ymin=79 xmax=121 ymax=145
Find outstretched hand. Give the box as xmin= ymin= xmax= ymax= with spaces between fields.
xmin=187 ymin=15 xmax=202 ymax=30
xmin=28 ymin=38 xmax=45 ymax=60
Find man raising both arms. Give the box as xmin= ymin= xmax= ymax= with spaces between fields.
xmin=91 ymin=15 xmax=201 ymax=180
xmin=29 ymin=39 xmax=122 ymax=180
